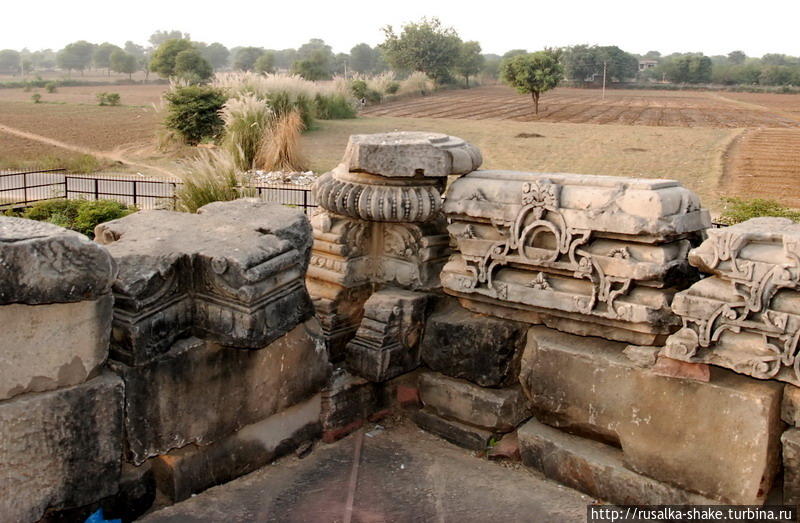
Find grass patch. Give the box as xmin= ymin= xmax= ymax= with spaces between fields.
xmin=717 ymin=197 xmax=800 ymax=225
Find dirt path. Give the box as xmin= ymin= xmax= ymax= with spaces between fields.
xmin=0 ymin=122 xmax=176 ymax=178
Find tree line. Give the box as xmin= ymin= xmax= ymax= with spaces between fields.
xmin=1 ymin=23 xmax=799 ymax=88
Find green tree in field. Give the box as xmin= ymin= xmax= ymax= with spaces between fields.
xmin=0 ymin=49 xmax=21 ymax=74
xmin=292 ymin=50 xmax=332 ymax=80
xmin=110 ymin=49 xmax=138 ymax=79
xmin=350 ymin=43 xmax=378 ymax=74
xmin=164 ymin=85 xmax=226 ymax=144
xmin=563 ymin=45 xmax=597 ymax=83
xmin=482 ymin=54 xmax=502 ymax=78
xmin=456 ymin=41 xmax=484 ymax=87
xmin=149 ymin=30 xmax=190 ymax=48
xmin=200 ymin=42 xmax=230 ymax=70
xmin=500 ymin=50 xmax=563 ymax=115
xmin=254 ymin=52 xmax=275 ymax=74
xmin=149 ymin=39 xmax=194 ymax=78
xmin=727 ymin=50 xmax=746 ymax=65
xmin=93 ymin=42 xmax=122 ymax=75
xmin=124 ymin=41 xmax=146 ymax=60
xmin=661 ymin=54 xmax=712 ymax=83
xmin=380 ymin=17 xmax=462 ymax=85
xmin=57 ymin=41 xmax=95 ymax=75
xmin=596 ymin=46 xmax=638 ymax=81
xmin=502 ymin=49 xmax=528 ymax=60
xmin=174 ymin=49 xmax=213 ymax=83
xmin=233 ymin=47 xmax=264 ymax=71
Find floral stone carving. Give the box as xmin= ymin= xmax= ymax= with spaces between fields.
xmin=442 ymin=171 xmax=710 ymax=344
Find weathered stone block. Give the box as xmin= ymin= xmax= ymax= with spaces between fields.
xmin=341 ymin=132 xmax=482 ymax=179
xmin=320 ymin=368 xmax=379 ymax=442
xmin=520 ymin=326 xmax=783 ymax=504
xmin=0 ymin=216 xmax=115 ymax=305
xmin=420 ymin=299 xmax=527 ymax=387
xmin=96 ymin=199 xmax=314 ymax=365
xmin=409 ymin=407 xmax=498 ymax=452
xmin=418 ymin=372 xmax=531 ymax=432
xmin=518 ymin=419 xmax=715 ymax=505
xmin=112 ymin=319 xmax=329 ymax=464
xmin=664 ymin=218 xmax=800 ymax=385
xmin=0 ymin=372 xmax=124 ymax=522
xmin=346 ymin=289 xmax=429 ymax=382
xmin=783 ymin=385 xmax=800 ymax=426
xmin=782 ymin=428 xmax=800 ymax=504
xmin=0 ymin=294 xmax=111 ymax=401
xmin=442 ymin=171 xmax=709 ymax=344
xmin=152 ymin=394 xmax=321 ymax=502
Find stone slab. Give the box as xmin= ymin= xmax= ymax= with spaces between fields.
xmin=0 ymin=216 xmax=115 ymax=305
xmin=0 ymin=372 xmax=124 ymax=522
xmin=152 ymin=394 xmax=321 ymax=502
xmin=420 ymin=299 xmax=527 ymax=387
xmin=409 ymin=407 xmax=498 ymax=452
xmin=518 ymin=418 xmax=716 ymax=505
xmin=783 ymin=385 xmax=800 ymax=426
xmin=112 ymin=319 xmax=329 ymax=464
xmin=0 ymin=295 xmax=112 ymax=401
xmin=418 ymin=371 xmax=531 ymax=432
xmin=520 ymin=325 xmax=783 ymax=504
xmin=782 ymin=428 xmax=800 ymax=504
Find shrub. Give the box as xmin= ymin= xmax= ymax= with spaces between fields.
xmin=717 ymin=197 xmax=800 ymax=225
xmin=350 ymin=79 xmax=368 ymax=99
xmin=220 ymin=94 xmax=274 ymax=170
xmin=176 ymin=149 xmax=255 ymax=213
xmin=31 ymin=93 xmax=41 ymax=103
xmin=45 ymin=82 xmax=57 ymax=93
xmin=256 ymin=109 xmax=307 ymax=172
xmin=385 ymin=81 xmax=400 ymax=94
xmin=164 ymin=85 xmax=226 ymax=145
xmin=96 ymin=92 xmax=121 ymax=106
xmin=22 ymin=199 xmax=135 ymax=238
xmin=314 ymin=93 xmax=356 ymax=119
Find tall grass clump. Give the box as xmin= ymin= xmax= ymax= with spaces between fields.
xmin=398 ymin=72 xmax=436 ymax=96
xmin=220 ymin=94 xmax=274 ymax=170
xmin=256 ymin=109 xmax=308 ymax=172
xmin=176 ymin=149 xmax=255 ymax=213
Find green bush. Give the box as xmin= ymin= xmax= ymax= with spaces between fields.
xmin=717 ymin=197 xmax=800 ymax=225
xmin=96 ymin=92 xmax=121 ymax=106
xmin=350 ymin=79 xmax=368 ymax=99
xmin=313 ymin=93 xmax=356 ymax=119
xmin=164 ymin=85 xmax=227 ymax=145
xmin=45 ymin=82 xmax=57 ymax=93
xmin=385 ymin=81 xmax=400 ymax=94
xmin=265 ymin=91 xmax=313 ymax=130
xmin=31 ymin=93 xmax=41 ymax=103
xmin=22 ymin=199 xmax=135 ymax=238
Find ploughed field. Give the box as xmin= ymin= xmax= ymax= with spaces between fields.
xmin=363 ymin=85 xmax=800 ymax=129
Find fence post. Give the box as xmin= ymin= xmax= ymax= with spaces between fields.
xmin=94 ymin=178 xmax=99 ymax=201
xmin=132 ymin=180 xmax=138 ymax=207
xmin=303 ymin=189 xmax=308 ymax=214
xmin=22 ymin=172 xmax=28 ymax=205
xmin=64 ymin=176 xmax=69 ymax=200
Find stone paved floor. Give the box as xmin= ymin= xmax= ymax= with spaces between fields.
xmin=142 ymin=417 xmax=590 ymax=522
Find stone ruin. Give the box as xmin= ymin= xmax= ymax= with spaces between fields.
xmin=4 ymin=131 xmax=800 ymax=520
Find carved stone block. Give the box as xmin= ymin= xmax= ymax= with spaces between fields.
xmin=0 ymin=216 xmax=115 ymax=305
xmin=346 ymin=288 xmax=429 ymax=382
xmin=111 ymin=320 xmax=329 ymax=464
xmin=520 ymin=325 xmax=783 ymax=505
xmin=664 ymin=218 xmax=800 ymax=385
xmin=96 ymin=199 xmax=314 ymax=365
xmin=442 ymin=171 xmax=710 ymax=344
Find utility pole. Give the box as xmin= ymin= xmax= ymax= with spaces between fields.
xmin=602 ymin=60 xmax=607 ymax=100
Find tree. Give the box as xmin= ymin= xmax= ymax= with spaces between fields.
xmin=174 ymin=49 xmax=213 ymax=83
xmin=254 ymin=52 xmax=275 ymax=74
xmin=661 ymin=54 xmax=712 ymax=84
xmin=500 ymin=50 xmax=563 ymax=115
xmin=563 ymin=45 xmax=598 ymax=83
xmin=291 ymin=50 xmax=332 ymax=80
xmin=728 ymin=50 xmax=746 ymax=65
xmin=380 ymin=17 xmax=462 ymax=84
xmin=233 ymin=47 xmax=264 ymax=71
xmin=0 ymin=50 xmax=21 ymax=74
xmin=124 ymin=41 xmax=146 ymax=60
xmin=456 ymin=41 xmax=484 ymax=87
xmin=502 ymin=49 xmax=528 ymax=60
xmin=149 ymin=39 xmax=194 ymax=78
xmin=350 ymin=43 xmax=377 ymax=73
xmin=482 ymin=54 xmax=502 ymax=78
xmin=200 ymin=42 xmax=229 ymax=70
xmin=164 ymin=85 xmax=226 ymax=144
xmin=596 ymin=46 xmax=638 ymax=81
xmin=149 ymin=30 xmax=190 ymax=48
xmin=57 ymin=41 xmax=95 ymax=75
xmin=110 ymin=49 xmax=138 ymax=80
xmin=272 ymin=49 xmax=298 ymax=70
xmin=93 ymin=43 xmax=122 ymax=75
xmin=762 ymin=54 xmax=791 ymax=66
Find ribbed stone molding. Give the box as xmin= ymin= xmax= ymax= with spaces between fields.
xmin=314 ymin=167 xmax=443 ymax=222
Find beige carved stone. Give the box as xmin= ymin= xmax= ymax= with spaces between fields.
xmin=308 ymin=132 xmax=480 ymax=357
xmin=442 ymin=171 xmax=710 ymax=344
xmin=663 ymin=217 xmax=800 ymax=385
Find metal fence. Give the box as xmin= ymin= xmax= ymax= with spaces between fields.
xmin=0 ymin=169 xmax=317 ymax=214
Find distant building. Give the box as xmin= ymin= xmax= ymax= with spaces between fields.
xmin=638 ymin=60 xmax=658 ymax=71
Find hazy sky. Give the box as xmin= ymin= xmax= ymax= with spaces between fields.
xmin=4 ymin=0 xmax=798 ymax=57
